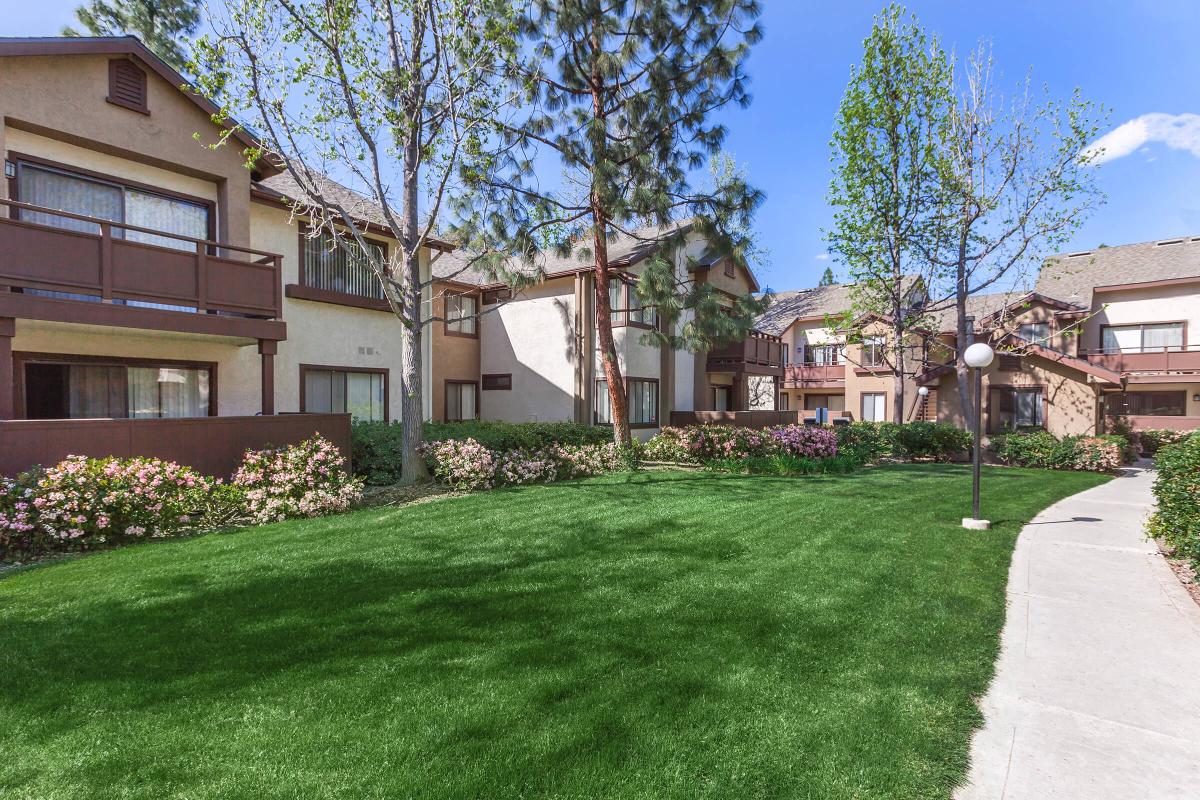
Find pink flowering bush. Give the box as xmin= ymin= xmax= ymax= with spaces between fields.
xmin=769 ymin=425 xmax=839 ymax=459
xmin=425 ymin=438 xmax=629 ymax=491
xmin=234 ymin=435 xmax=363 ymax=524
xmin=1 ymin=456 xmax=211 ymax=559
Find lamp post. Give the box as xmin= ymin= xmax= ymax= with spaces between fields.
xmin=963 ymin=342 xmax=995 ymax=530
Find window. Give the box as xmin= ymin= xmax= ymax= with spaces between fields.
xmin=627 ymin=284 xmax=657 ymax=328
xmin=17 ymin=161 xmax=210 ymax=252
xmin=445 ymin=293 xmax=477 ymax=336
xmin=805 ymin=394 xmax=846 ymax=412
xmin=806 ymin=343 xmax=843 ymax=365
xmin=595 ymin=379 xmax=612 ymax=423
xmin=861 ymin=337 xmax=886 ymax=367
xmin=107 ymin=59 xmax=148 ymax=114
xmin=1102 ymin=322 xmax=1184 ymax=353
xmin=302 ymin=229 xmax=386 ymax=300
xmin=1018 ymin=322 xmax=1050 ymax=343
xmin=302 ymin=366 xmax=387 ymax=421
xmin=607 ymin=277 xmax=656 ymax=328
xmin=445 ymin=381 xmax=477 ymax=421
xmin=1104 ymin=391 xmax=1187 ymax=417
xmin=779 ymin=393 xmax=789 ymax=411
xmin=628 ymin=379 xmax=659 ymax=427
xmin=989 ymin=386 xmax=1044 ymax=432
xmin=860 ymin=392 xmax=886 ymax=422
xmin=482 ymin=373 xmax=512 ymax=391
xmin=20 ymin=355 xmax=212 ymax=420
xmin=712 ymin=386 xmax=731 ymax=411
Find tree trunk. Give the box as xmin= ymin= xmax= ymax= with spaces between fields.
xmin=891 ymin=309 xmax=905 ymax=423
xmin=592 ymin=212 xmax=631 ymax=446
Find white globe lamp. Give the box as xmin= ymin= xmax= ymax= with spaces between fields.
xmin=964 ymin=342 xmax=995 ymax=369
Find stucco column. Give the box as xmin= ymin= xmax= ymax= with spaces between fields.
xmin=0 ymin=317 xmax=14 ymax=420
xmin=258 ymin=339 xmax=277 ymax=416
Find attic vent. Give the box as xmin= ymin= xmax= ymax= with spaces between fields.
xmin=1156 ymin=238 xmax=1184 ymax=246
xmin=1066 ymin=250 xmax=1092 ymax=258
xmin=107 ymin=59 xmax=148 ymax=114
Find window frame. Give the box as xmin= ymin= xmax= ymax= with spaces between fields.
xmin=1099 ymin=321 xmax=1186 ymax=354
xmin=860 ymin=391 xmax=887 ymax=422
xmin=299 ymin=363 xmax=389 ymax=422
xmin=987 ymin=384 xmax=1046 ymax=434
xmin=12 ymin=351 xmax=217 ymax=419
xmin=443 ymin=290 xmax=479 ymax=338
xmin=860 ymin=337 xmax=887 ymax=368
xmin=481 ymin=373 xmax=512 ymax=391
xmin=606 ymin=275 xmax=658 ymax=330
xmin=444 ymin=379 xmax=479 ymax=421
xmin=593 ymin=376 xmax=660 ymax=427
xmin=1018 ymin=321 xmax=1051 ymax=344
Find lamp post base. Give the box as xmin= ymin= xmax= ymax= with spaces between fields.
xmin=962 ymin=517 xmax=992 ymax=531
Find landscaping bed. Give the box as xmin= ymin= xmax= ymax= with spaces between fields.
xmin=0 ymin=465 xmax=1107 ymax=799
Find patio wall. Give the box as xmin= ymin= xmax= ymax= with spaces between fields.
xmin=0 ymin=413 xmax=352 ymax=478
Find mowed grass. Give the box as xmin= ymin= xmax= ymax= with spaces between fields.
xmin=0 ymin=465 xmax=1107 ymax=800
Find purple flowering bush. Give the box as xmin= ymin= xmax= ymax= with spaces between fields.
xmin=643 ymin=424 xmax=838 ymax=465
xmin=425 ymin=438 xmax=628 ymax=491
xmin=234 ymin=435 xmax=364 ymax=524
xmin=1 ymin=455 xmax=212 ymax=559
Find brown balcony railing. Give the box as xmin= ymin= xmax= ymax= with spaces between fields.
xmin=707 ymin=330 xmax=785 ymax=372
xmin=783 ymin=362 xmax=846 ymax=386
xmin=0 ymin=198 xmax=283 ymax=318
xmin=1080 ymin=346 xmax=1200 ymax=374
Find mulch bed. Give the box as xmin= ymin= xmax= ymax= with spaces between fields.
xmin=1156 ymin=538 xmax=1200 ymax=607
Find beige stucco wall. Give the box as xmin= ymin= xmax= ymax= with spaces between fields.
xmin=480 ymin=277 xmax=578 ymax=422
xmin=10 ymin=319 xmax=263 ymax=416
xmin=0 ymin=52 xmax=254 ymax=247
xmin=1085 ymin=283 xmax=1200 ymax=352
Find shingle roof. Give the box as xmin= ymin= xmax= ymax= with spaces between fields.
xmin=1035 ymin=235 xmax=1200 ymax=303
xmin=925 ymin=291 xmax=1028 ymax=332
xmin=255 ymin=171 xmax=394 ymax=229
xmin=754 ymin=284 xmax=856 ymax=335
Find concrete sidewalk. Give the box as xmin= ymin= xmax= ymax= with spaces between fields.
xmin=956 ymin=466 xmax=1200 ymax=800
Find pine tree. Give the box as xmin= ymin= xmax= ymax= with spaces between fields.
xmin=457 ymin=1 xmax=766 ymax=446
xmin=64 ymin=0 xmax=200 ymax=71
xmin=818 ymin=266 xmax=836 ymax=287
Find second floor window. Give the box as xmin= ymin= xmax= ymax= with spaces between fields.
xmin=607 ymin=276 xmax=657 ymax=328
xmin=1018 ymin=322 xmax=1050 ymax=344
xmin=445 ymin=293 xmax=477 ymax=335
xmin=806 ymin=343 xmax=843 ymax=365
xmin=1102 ymin=322 xmax=1184 ymax=353
xmin=861 ymin=337 xmax=886 ymax=367
xmin=302 ymin=230 xmax=386 ymax=299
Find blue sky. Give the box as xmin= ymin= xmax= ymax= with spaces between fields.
xmin=5 ymin=1 xmax=1200 ymax=292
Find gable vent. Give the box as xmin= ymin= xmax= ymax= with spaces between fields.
xmin=107 ymin=59 xmax=148 ymax=114
xmin=1155 ymin=238 xmax=1184 ymax=247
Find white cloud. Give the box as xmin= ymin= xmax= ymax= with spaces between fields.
xmin=814 ymin=253 xmax=830 ymax=261
xmin=1084 ymin=113 xmax=1200 ymax=164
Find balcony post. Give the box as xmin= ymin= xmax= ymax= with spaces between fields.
xmin=196 ymin=241 xmax=208 ymax=312
xmin=258 ymin=339 xmax=277 ymax=416
xmin=0 ymin=317 xmax=13 ymax=419
xmin=100 ymin=222 xmax=113 ymax=302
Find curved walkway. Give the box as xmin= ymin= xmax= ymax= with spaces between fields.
xmin=956 ymin=465 xmax=1200 ymax=800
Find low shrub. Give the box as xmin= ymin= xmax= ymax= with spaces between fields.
xmin=1148 ymin=434 xmax=1200 ymax=568
xmin=706 ymin=453 xmax=860 ymax=476
xmin=1138 ymin=428 xmax=1192 ymax=457
xmin=894 ymin=421 xmax=972 ymax=461
xmin=834 ymin=422 xmax=891 ymax=465
xmin=424 ymin=438 xmax=628 ymax=491
xmin=1 ymin=456 xmax=212 ymax=559
xmin=991 ymin=430 xmax=1124 ymax=473
xmin=234 ymin=435 xmax=364 ymax=524
xmin=351 ymin=420 xmax=405 ymax=485
xmin=643 ymin=424 xmax=837 ymax=464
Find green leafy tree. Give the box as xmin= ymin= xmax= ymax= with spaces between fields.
xmin=818 ymin=266 xmax=836 ymax=286
xmin=64 ymin=0 xmax=200 ymax=71
xmin=192 ymin=0 xmax=519 ymax=483
xmin=826 ymin=4 xmax=952 ymax=423
xmin=456 ymin=1 xmax=766 ymax=446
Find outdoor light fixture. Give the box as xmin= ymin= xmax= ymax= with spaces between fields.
xmin=917 ymin=386 xmax=930 ymax=397
xmin=963 ymin=342 xmax=995 ymax=530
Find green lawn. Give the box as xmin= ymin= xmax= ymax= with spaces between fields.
xmin=0 ymin=465 xmax=1106 ymax=800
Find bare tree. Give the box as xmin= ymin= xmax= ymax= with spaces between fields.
xmin=191 ymin=0 xmax=519 ymax=483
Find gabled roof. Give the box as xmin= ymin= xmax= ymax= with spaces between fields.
xmin=754 ymin=284 xmax=856 ymax=335
xmin=1036 ymin=236 xmax=1200 ymax=304
xmin=0 ymin=36 xmax=266 ymax=162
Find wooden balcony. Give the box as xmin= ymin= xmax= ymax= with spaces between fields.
xmin=0 ymin=198 xmax=283 ymax=320
xmin=783 ymin=362 xmax=846 ymax=389
xmin=1081 ymin=346 xmax=1200 ymax=374
xmin=706 ymin=331 xmax=785 ymax=375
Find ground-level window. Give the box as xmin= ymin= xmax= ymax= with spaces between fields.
xmin=302 ymin=366 xmax=387 ymax=421
xmin=804 ymin=394 xmax=845 ymax=412
xmin=778 ymin=393 xmax=789 ymax=411
xmin=1103 ymin=391 xmax=1187 ymax=417
xmin=444 ymin=380 xmax=478 ymax=421
xmin=1101 ymin=322 xmax=1184 ymax=353
xmin=628 ymin=379 xmax=659 ymax=427
xmin=989 ymin=386 xmax=1044 ymax=432
xmin=860 ymin=392 xmax=886 ymax=422
xmin=712 ymin=385 xmax=731 ymax=411
xmin=19 ymin=354 xmax=212 ymax=419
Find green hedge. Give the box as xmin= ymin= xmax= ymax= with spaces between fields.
xmin=990 ymin=430 xmax=1131 ymax=472
xmin=834 ymin=421 xmax=971 ymax=464
xmin=351 ymin=420 xmax=613 ymax=485
xmin=1138 ymin=428 xmax=1192 ymax=457
xmin=1148 ymin=433 xmax=1200 ymax=568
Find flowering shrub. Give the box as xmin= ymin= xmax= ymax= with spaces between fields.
xmin=234 ymin=435 xmax=363 ymax=524
xmin=769 ymin=425 xmax=839 ymax=459
xmin=1138 ymin=428 xmax=1192 ymax=457
xmin=1071 ymin=437 xmax=1123 ymax=472
xmin=1 ymin=456 xmax=212 ymax=559
xmin=424 ymin=438 xmax=628 ymax=491
xmin=992 ymin=431 xmax=1124 ymax=473
xmin=641 ymin=424 xmax=839 ymax=465
xmin=1148 ymin=433 xmax=1200 ymax=569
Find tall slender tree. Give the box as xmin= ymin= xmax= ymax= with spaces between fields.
xmin=456 ymin=0 xmax=767 ymax=446
xmin=817 ymin=266 xmax=836 ymax=287
xmin=826 ymin=4 xmax=952 ymax=423
xmin=64 ymin=0 xmax=201 ymax=71
xmin=192 ymin=0 xmax=519 ymax=483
